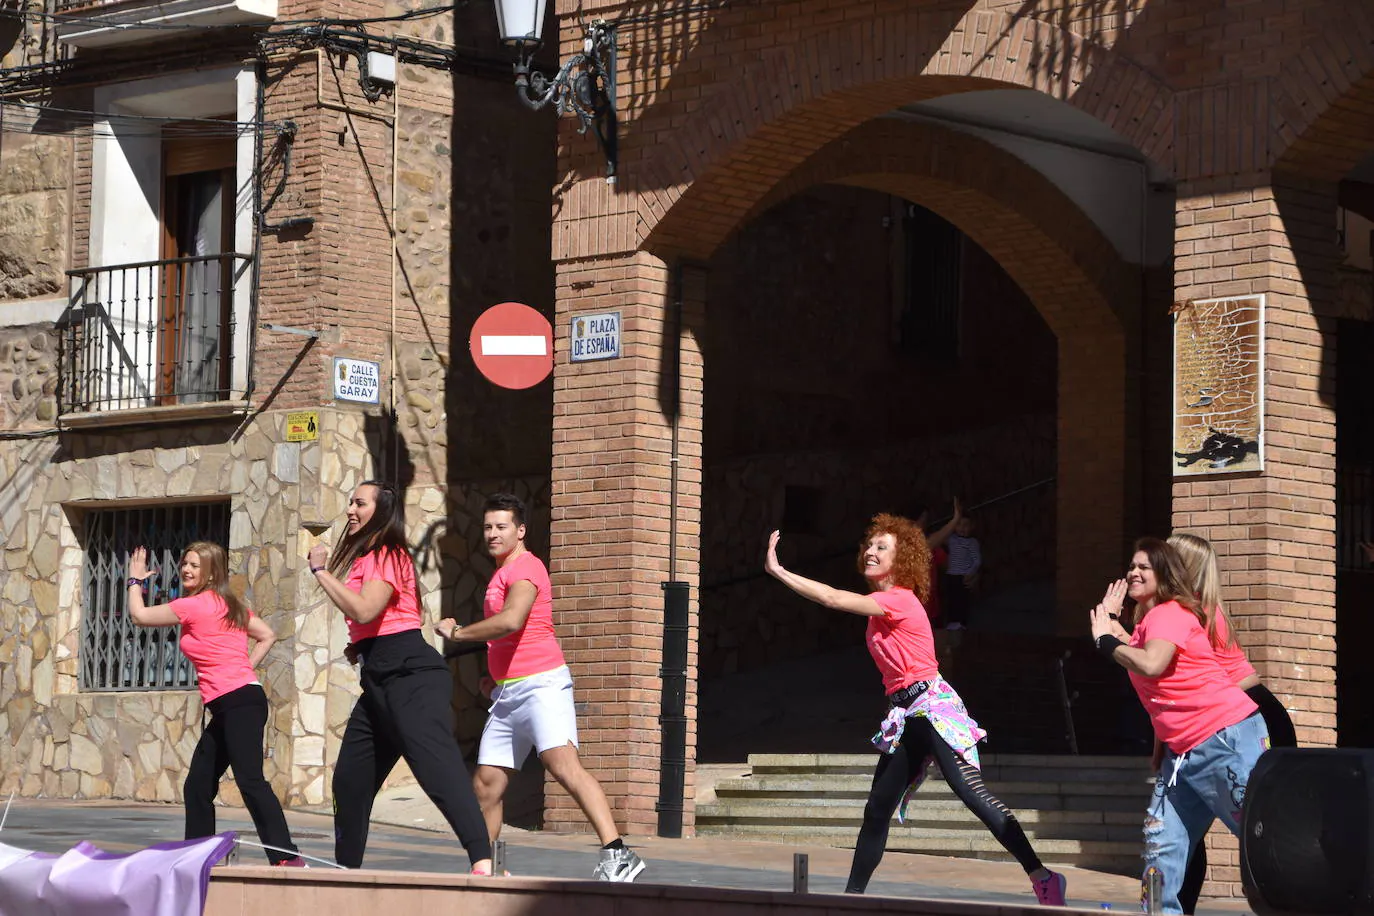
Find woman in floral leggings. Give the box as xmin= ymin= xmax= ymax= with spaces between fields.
xmin=765 ymin=514 xmax=1067 ymax=904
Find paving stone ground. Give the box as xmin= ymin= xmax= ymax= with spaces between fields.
xmin=0 ymin=790 xmax=1253 ymax=913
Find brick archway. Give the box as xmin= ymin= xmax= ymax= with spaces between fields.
xmin=752 ymin=119 xmax=1135 ymax=334
xmin=737 ymin=118 xmax=1135 ymax=629
xmin=631 ymin=8 xmax=1174 ymax=260
xmin=1269 ymin=0 xmax=1374 ymax=180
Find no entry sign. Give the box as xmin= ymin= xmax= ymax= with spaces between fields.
xmin=469 ymin=302 xmax=553 ymax=389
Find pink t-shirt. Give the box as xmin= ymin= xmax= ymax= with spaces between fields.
xmin=484 ymin=551 xmax=565 ymax=682
xmin=170 ymin=591 xmax=258 ymax=704
xmin=1210 ymin=611 xmax=1257 ymax=686
xmin=1127 ymin=600 xmax=1258 ymax=754
xmin=865 ymin=587 xmax=939 ymax=694
xmin=345 ymin=547 xmax=421 ymax=643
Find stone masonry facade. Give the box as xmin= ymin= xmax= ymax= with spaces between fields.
xmin=0 ymin=0 xmax=553 ymax=817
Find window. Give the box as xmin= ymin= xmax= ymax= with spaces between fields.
xmin=80 ymin=502 xmax=230 ymax=691
xmin=159 ymin=132 xmax=237 ymax=405
xmin=59 ymin=69 xmax=255 ymax=417
xmin=898 ymin=202 xmax=963 ymax=363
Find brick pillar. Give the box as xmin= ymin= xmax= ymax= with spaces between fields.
xmin=1171 ymin=176 xmax=1340 ymax=896
xmin=547 ymin=252 xmax=704 ymax=836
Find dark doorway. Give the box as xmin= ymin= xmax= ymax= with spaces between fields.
xmin=1336 ymin=317 xmax=1374 ymax=747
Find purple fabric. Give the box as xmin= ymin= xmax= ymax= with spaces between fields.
xmin=0 ymin=832 xmax=234 ymax=915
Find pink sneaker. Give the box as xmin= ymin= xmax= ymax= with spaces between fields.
xmin=273 ymin=856 xmax=308 ymax=868
xmin=1032 ymin=870 xmax=1067 ymax=906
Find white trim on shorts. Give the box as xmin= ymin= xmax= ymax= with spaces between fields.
xmin=477 ymin=665 xmax=579 ymax=770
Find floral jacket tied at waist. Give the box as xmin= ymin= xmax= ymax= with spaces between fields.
xmin=871 ymin=673 xmax=987 ymax=823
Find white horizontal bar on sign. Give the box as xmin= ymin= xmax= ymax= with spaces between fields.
xmin=481 ymin=335 xmax=547 ymax=356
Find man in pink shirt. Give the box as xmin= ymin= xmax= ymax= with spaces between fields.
xmin=437 ymin=493 xmax=645 ymax=882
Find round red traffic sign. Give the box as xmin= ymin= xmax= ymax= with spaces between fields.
xmin=469 ymin=302 xmax=553 ymax=389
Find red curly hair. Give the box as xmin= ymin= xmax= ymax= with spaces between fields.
xmin=855 ymin=513 xmax=932 ymax=603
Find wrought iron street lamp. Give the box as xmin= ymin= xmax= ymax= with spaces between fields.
xmin=492 ymin=0 xmax=618 ymax=181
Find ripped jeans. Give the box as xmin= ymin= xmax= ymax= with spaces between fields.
xmin=1142 ymin=711 xmax=1269 ymax=914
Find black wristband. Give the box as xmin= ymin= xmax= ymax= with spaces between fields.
xmin=310 ymin=566 xmax=325 ymax=574
xmin=1095 ymin=634 xmax=1125 ymax=658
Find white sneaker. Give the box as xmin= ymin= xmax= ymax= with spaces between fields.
xmin=593 ymin=846 xmax=645 ymax=883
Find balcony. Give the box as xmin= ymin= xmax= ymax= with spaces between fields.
xmin=54 ymin=0 xmax=276 ymax=48
xmin=57 ymin=254 xmax=252 ymax=424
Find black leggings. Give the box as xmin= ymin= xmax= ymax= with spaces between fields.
xmin=184 ymin=683 xmax=299 ymax=864
xmin=846 ymin=716 xmax=1043 ymax=893
xmin=1178 ymin=683 xmax=1295 ymax=913
xmin=333 ymin=629 xmax=492 ymax=868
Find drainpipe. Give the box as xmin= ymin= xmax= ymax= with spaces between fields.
xmin=657 ymin=261 xmax=688 ymax=838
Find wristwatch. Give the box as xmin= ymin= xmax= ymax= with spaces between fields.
xmin=127 ymin=576 xmax=148 ymax=588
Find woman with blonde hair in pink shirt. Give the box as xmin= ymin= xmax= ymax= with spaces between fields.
xmin=127 ymin=541 xmax=303 ymax=866
xmin=1167 ymin=532 xmax=1295 ymax=914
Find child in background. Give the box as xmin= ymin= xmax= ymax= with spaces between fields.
xmin=943 ymin=516 xmax=981 ymax=629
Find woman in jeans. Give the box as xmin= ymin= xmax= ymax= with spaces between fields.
xmin=1090 ymin=537 xmax=1270 ymax=915
xmin=127 ymin=541 xmax=304 ymax=866
xmin=309 ymin=480 xmax=492 ymax=874
xmin=1168 ymin=533 xmax=1295 ymax=914
xmin=765 ymin=514 xmax=1067 ymax=904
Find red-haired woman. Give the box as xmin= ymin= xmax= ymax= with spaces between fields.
xmin=765 ymin=516 xmax=1067 ymax=904
xmin=127 ymin=542 xmax=303 ymax=866
xmin=1090 ymin=537 xmax=1269 ymax=915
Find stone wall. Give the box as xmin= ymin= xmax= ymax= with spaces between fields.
xmin=0 ymin=132 xmax=70 ymax=303
xmin=0 ymin=406 xmax=458 ymax=806
xmin=0 ymin=325 xmax=58 ymax=428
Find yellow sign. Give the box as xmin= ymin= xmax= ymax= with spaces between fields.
xmin=286 ymin=411 xmax=319 ymax=442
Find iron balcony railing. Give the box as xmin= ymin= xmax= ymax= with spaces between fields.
xmin=58 ymin=253 xmax=251 ymax=415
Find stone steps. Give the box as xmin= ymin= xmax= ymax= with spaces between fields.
xmin=696 ymin=753 xmax=1151 ymax=875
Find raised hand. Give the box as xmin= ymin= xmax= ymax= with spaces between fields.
xmin=308 ymin=543 xmax=330 ymax=572
xmin=128 ymin=546 xmax=152 ymax=581
xmin=764 ymin=530 xmax=785 ymax=578
xmin=434 ymin=617 xmax=460 ymax=641
xmin=1098 ymin=578 xmax=1128 ymax=619
xmin=1089 ymin=602 xmax=1120 ymax=641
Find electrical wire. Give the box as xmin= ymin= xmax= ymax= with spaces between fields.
xmin=0 ymin=1 xmax=462 ymax=34
xmin=0 ymin=101 xmax=274 ymax=139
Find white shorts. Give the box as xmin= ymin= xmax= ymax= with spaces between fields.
xmin=478 ymin=665 xmax=579 ymax=770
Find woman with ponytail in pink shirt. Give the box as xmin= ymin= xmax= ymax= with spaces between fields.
xmin=127 ymin=541 xmax=303 ymax=866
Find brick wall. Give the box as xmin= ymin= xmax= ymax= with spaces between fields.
xmin=547 ymin=0 xmax=1374 ymax=898
xmin=549 ymin=253 xmax=703 ymax=835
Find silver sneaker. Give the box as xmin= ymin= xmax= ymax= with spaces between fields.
xmin=593 ymin=846 xmax=645 ymax=883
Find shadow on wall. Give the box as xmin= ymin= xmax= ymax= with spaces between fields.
xmin=574 ymin=0 xmax=1167 ymax=196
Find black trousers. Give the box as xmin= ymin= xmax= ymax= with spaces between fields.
xmin=184 ymin=683 xmax=299 ymax=864
xmin=1178 ymin=683 xmax=1296 ymax=914
xmin=941 ymin=572 xmax=972 ymax=626
xmin=333 ymin=629 xmax=492 ymax=868
xmin=846 ymin=716 xmax=1043 ymax=893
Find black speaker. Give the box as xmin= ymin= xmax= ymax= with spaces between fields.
xmin=1242 ymin=748 xmax=1374 ymax=915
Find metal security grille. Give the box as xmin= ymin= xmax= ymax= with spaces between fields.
xmin=80 ymin=502 xmax=230 ymax=691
